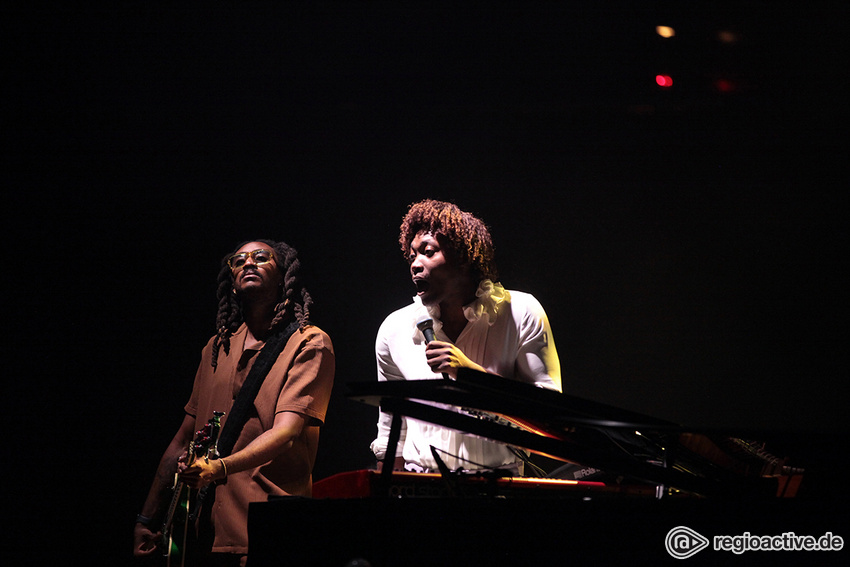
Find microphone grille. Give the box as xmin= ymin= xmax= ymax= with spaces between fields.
xmin=415 ymin=317 xmax=434 ymax=332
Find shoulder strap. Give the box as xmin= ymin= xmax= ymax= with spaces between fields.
xmin=216 ymin=319 xmax=301 ymax=458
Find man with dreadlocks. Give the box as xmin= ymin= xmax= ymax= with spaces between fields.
xmin=133 ymin=240 xmax=334 ymax=566
xmin=370 ymin=199 xmax=561 ymax=475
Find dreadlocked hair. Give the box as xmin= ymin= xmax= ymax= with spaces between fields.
xmin=399 ymin=199 xmax=498 ymax=283
xmin=210 ymin=239 xmax=314 ymax=369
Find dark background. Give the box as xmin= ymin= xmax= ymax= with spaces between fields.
xmin=3 ymin=1 xmax=847 ymax=565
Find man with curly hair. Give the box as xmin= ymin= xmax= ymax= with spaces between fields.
xmin=371 ymin=200 xmax=561 ymax=474
xmin=133 ymin=240 xmax=335 ymax=566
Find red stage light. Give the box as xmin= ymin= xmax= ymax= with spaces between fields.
xmin=655 ymin=74 xmax=674 ymax=88
xmin=714 ymin=78 xmax=736 ymax=93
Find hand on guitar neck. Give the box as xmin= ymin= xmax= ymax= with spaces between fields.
xmin=177 ymin=450 xmax=227 ymax=489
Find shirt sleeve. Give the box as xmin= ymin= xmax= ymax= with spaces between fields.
xmin=184 ymin=338 xmax=217 ymax=419
xmin=273 ymin=328 xmax=336 ymax=426
xmin=370 ymin=318 xmax=407 ymax=460
xmin=514 ymin=295 xmax=562 ymax=392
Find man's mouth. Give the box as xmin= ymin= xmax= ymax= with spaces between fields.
xmin=413 ymin=278 xmax=429 ymax=294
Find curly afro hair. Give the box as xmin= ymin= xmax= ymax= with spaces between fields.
xmin=399 ymin=199 xmax=498 ymax=283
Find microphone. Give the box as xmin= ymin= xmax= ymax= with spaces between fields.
xmin=416 ymin=317 xmax=449 ymax=380
xmin=416 ymin=317 xmax=436 ymax=343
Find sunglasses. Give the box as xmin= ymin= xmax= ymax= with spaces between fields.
xmin=227 ymin=249 xmax=275 ymax=270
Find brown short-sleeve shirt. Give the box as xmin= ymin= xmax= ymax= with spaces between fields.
xmin=185 ymin=323 xmax=335 ymax=554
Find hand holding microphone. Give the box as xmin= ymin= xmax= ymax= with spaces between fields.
xmin=416 ymin=317 xmax=450 ymax=379
xmin=416 ymin=317 xmax=484 ymax=380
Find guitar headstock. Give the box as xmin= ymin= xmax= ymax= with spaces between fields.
xmin=190 ymin=411 xmax=225 ymax=462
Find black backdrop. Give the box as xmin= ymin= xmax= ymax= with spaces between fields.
xmin=3 ymin=2 xmax=848 ymax=565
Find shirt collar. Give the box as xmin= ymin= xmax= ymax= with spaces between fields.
xmin=237 ymin=323 xmax=265 ymax=353
xmin=411 ymin=279 xmax=511 ymax=341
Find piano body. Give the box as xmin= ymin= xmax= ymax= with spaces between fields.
xmin=349 ymin=368 xmax=803 ymax=499
xmin=248 ymin=370 xmax=827 ymax=567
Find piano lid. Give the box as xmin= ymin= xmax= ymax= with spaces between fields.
xmin=348 ymin=367 xmax=681 ymax=431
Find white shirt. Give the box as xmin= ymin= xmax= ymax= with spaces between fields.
xmin=370 ymin=280 xmax=562 ymax=472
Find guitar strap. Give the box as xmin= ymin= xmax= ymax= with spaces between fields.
xmin=217 ymin=319 xmax=301 ymax=458
xmin=190 ymin=319 xmax=300 ymax=521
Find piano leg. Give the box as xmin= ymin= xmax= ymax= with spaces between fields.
xmin=378 ymin=413 xmax=403 ymax=496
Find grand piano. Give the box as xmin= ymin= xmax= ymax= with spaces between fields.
xmin=247 ymin=370 xmax=834 ymax=566
xmin=345 ymin=369 xmax=804 ymax=499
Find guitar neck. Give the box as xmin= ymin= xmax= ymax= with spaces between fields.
xmin=161 ymin=480 xmax=184 ymax=534
xmin=161 ymin=439 xmax=198 ymax=535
